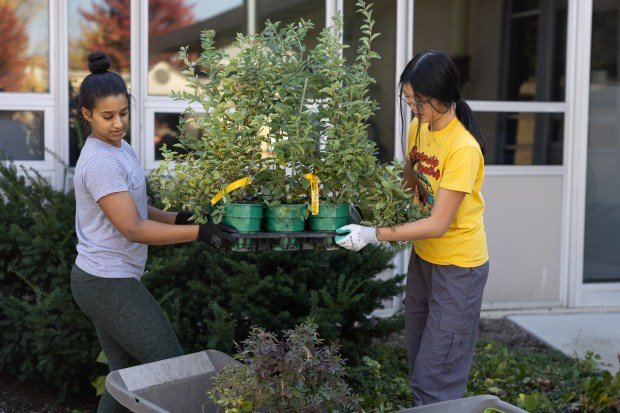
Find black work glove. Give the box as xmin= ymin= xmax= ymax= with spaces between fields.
xmin=175 ymin=211 xmax=194 ymax=225
xmin=198 ymin=222 xmax=238 ymax=249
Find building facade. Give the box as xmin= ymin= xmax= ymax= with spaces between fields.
xmin=1 ymin=0 xmax=618 ymax=311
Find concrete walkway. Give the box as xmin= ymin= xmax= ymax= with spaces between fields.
xmin=491 ymin=310 xmax=620 ymax=373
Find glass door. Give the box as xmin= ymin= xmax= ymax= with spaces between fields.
xmin=583 ymin=0 xmax=620 ymax=282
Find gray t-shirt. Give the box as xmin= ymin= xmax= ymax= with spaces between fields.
xmin=74 ymin=137 xmax=148 ymax=280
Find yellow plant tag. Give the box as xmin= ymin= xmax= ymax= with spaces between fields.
xmin=211 ymin=177 xmax=252 ymax=206
xmin=305 ymin=173 xmax=320 ymax=215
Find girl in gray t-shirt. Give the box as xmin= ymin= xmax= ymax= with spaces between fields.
xmin=71 ymin=51 xmax=237 ymax=413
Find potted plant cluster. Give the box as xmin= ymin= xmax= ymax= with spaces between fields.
xmin=153 ymin=1 xmax=426 ymax=250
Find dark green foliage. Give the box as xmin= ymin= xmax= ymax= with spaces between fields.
xmin=2 ymin=158 xmax=620 ymax=412
xmin=0 ymin=158 xmax=402 ymax=402
xmin=468 ymin=342 xmax=620 ymax=413
xmin=0 ymin=160 xmax=101 ymax=400
xmin=347 ymin=333 xmax=620 ymax=413
xmin=0 ymin=161 xmax=76 ymax=295
xmin=0 ymin=274 xmax=102 ymax=400
xmin=346 ymin=323 xmax=412 ymax=411
xmin=144 ymin=243 xmax=404 ymax=363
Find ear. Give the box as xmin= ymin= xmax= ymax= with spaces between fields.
xmin=81 ymin=107 xmax=91 ymax=121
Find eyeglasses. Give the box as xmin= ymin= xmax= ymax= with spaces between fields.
xmin=399 ymin=96 xmax=430 ymax=108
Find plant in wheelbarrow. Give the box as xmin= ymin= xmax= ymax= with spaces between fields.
xmin=207 ymin=320 xmax=361 ymax=413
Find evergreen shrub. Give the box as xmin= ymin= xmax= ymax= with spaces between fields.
xmin=0 ymin=160 xmax=100 ymax=400
xmin=145 ymin=242 xmax=404 ymax=362
xmin=0 ymin=159 xmax=404 ymax=400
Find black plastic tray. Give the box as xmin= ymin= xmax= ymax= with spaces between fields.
xmin=233 ymin=231 xmax=339 ymax=251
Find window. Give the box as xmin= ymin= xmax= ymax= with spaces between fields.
xmin=154 ymin=112 xmax=188 ymax=161
xmin=478 ymin=112 xmax=564 ymax=165
xmin=344 ymin=0 xmax=397 ymax=163
xmin=0 ymin=111 xmax=45 ymax=161
xmin=413 ymin=0 xmax=568 ymax=165
xmin=0 ymin=1 xmax=50 ymax=164
xmin=145 ymin=0 xmax=327 ymax=167
xmin=255 ymin=0 xmax=324 ymax=46
xmin=146 ymin=1 xmax=247 ymax=165
xmin=583 ymin=0 xmax=620 ymax=283
xmin=148 ymin=0 xmax=244 ymax=97
xmin=0 ymin=1 xmax=49 ymax=93
xmin=67 ymin=0 xmax=133 ymax=166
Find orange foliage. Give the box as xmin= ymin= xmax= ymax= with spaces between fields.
xmin=78 ymin=0 xmax=195 ymax=72
xmin=0 ymin=4 xmax=29 ymax=92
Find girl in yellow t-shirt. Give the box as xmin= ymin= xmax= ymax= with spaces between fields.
xmin=336 ymin=49 xmax=489 ymax=406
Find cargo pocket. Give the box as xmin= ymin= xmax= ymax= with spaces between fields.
xmin=439 ymin=313 xmax=475 ymax=368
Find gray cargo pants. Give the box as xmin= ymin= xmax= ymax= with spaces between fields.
xmin=404 ymin=252 xmax=489 ymax=406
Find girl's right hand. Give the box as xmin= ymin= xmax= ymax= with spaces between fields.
xmin=198 ymin=223 xmax=238 ymax=249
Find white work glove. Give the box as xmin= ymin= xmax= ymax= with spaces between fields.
xmin=335 ymin=224 xmax=377 ymax=251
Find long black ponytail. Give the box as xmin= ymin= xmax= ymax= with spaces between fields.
xmin=398 ymin=49 xmax=486 ymax=154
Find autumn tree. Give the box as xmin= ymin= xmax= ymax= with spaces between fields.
xmin=0 ymin=2 xmax=29 ymax=91
xmin=78 ymin=0 xmax=195 ymax=73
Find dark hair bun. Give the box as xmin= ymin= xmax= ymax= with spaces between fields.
xmin=88 ymin=51 xmax=111 ymax=74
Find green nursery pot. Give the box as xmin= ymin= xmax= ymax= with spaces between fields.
xmin=222 ymin=203 xmax=264 ymax=232
xmin=222 ymin=203 xmax=264 ymax=251
xmin=264 ymin=204 xmax=307 ymax=251
xmin=264 ymin=204 xmax=307 ymax=232
xmin=308 ymin=203 xmax=350 ymax=231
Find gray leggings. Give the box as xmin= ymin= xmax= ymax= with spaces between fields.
xmin=404 ymin=253 xmax=489 ymax=406
xmin=71 ymin=264 xmax=183 ymax=413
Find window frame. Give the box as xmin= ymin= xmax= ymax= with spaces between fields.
xmin=0 ymin=1 xmax=60 ymax=180
xmin=0 ymin=102 xmax=55 ymax=169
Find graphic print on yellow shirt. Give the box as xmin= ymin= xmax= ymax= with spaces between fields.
xmin=406 ymin=116 xmax=489 ymax=267
xmin=409 ymin=145 xmax=436 ymax=208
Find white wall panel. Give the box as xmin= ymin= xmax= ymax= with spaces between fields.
xmin=482 ymin=175 xmax=563 ymax=308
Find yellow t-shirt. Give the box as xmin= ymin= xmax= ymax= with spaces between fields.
xmin=406 ymin=116 xmax=488 ymax=267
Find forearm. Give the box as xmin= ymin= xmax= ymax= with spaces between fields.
xmin=147 ymin=205 xmax=177 ymax=225
xmin=377 ymin=187 xmax=465 ymax=242
xmin=125 ymin=219 xmax=199 ymax=245
xmin=376 ymin=216 xmax=445 ymax=242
